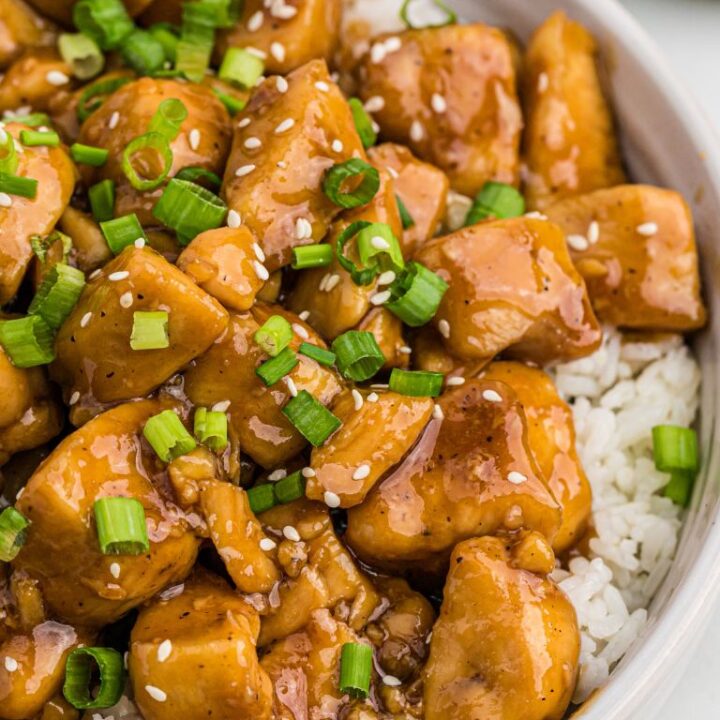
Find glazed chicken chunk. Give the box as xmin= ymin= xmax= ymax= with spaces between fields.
xmin=0 ymin=0 xmax=56 ymax=70
xmin=0 ymin=50 xmax=73 ymax=113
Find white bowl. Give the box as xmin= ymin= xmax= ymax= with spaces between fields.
xmin=442 ymin=0 xmax=720 ymax=717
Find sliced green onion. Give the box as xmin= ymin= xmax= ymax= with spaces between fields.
xmin=93 ymin=497 xmax=149 ymax=555
xmin=89 ymin=179 xmax=115 ymax=223
xmin=400 ymin=0 xmax=457 ymax=29
xmin=130 ymin=311 xmax=169 ymax=351
xmin=31 ymin=230 xmax=70 ymax=264
xmin=121 ymin=28 xmax=166 ymax=76
xmin=201 ymin=0 xmax=242 ymax=27
xmin=2 ymin=113 xmax=50 ymax=128
xmin=70 ymin=142 xmax=109 ymax=166
xmin=0 ymin=173 xmax=37 ymax=199
xmin=0 ymin=507 xmax=30 ymax=562
xmin=58 ymin=33 xmax=105 ymax=80
xmin=348 ymin=98 xmax=377 ymax=149
xmin=194 ymin=407 xmax=228 ymax=451
xmin=63 ymin=647 xmax=124 ymax=710
xmin=247 ymin=484 xmax=275 ymax=514
xmin=0 ymin=128 xmax=18 ymax=174
xmin=19 ymin=129 xmax=60 ymax=147
xmin=339 ymin=642 xmax=373 ymax=699
xmin=282 ymin=390 xmax=342 ymax=447
xmin=148 ymin=23 xmax=179 ymax=63
xmin=143 ymin=409 xmax=196 ymax=461
xmin=175 ymin=41 xmax=212 ymax=82
xmin=465 ymin=181 xmax=525 ymax=226
xmin=121 ymin=132 xmax=172 ymax=192
xmin=298 ymin=342 xmax=335 ymax=366
xmin=148 ymin=98 xmax=188 ymax=142
xmin=274 ymin=471 xmax=306 ymax=504
xmin=331 ymin=331 xmax=385 ymax=382
xmin=0 ymin=316 xmax=55 ymax=367
xmin=335 ymin=221 xmax=377 ymax=286
xmin=73 ymin=0 xmax=134 ymax=51
xmin=212 ymin=88 xmax=246 ymax=116
xmin=323 ymin=159 xmax=380 ymax=209
xmin=256 ymin=347 xmax=298 ymax=386
xmin=396 ymin=195 xmax=415 ymax=229
xmin=254 ymin=315 xmax=293 ymax=357
xmin=175 ymin=166 xmax=221 ymax=190
xmin=389 ymin=368 xmax=444 ymax=397
xmin=219 ymin=48 xmax=264 ymax=89
xmin=386 ymin=261 xmax=448 ymax=327
xmin=152 ymin=178 xmax=227 ymax=245
xmin=664 ymin=470 xmax=694 ymax=507
xmin=652 ymin=425 xmax=698 ymax=473
xmin=356 ymin=222 xmax=404 ymax=275
xmin=101 ymin=213 xmax=147 ymax=254
xmin=175 ymin=2 xmax=216 ymax=82
xmin=291 ymin=244 xmax=333 ymax=270
xmin=77 ymin=77 xmax=132 ymax=123
xmin=28 ymin=263 xmax=86 ymax=329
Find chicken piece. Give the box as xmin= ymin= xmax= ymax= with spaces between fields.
xmin=415 ymin=217 xmax=602 ymax=364
xmin=52 ymin=246 xmax=228 ymax=416
xmin=0 ymin=621 xmax=82 ymax=720
xmin=345 ymin=380 xmax=561 ymax=570
xmin=522 ymin=11 xmax=625 ymax=210
xmin=176 ymin=226 xmax=265 ymax=312
xmin=57 ymin=206 xmax=112 ymax=273
xmin=368 ymin=143 xmax=449 ymax=256
xmin=222 ymin=60 xmax=366 ymax=271
xmin=24 ymin=0 xmax=153 ymax=25
xmin=257 ymin=499 xmax=380 ymax=645
xmin=0 ymin=0 xmax=56 ymax=70
xmin=0 ymin=122 xmax=75 ymax=305
xmin=261 ymin=609 xmax=371 ymax=720
xmin=0 ymin=348 xmax=62 ymax=466
xmin=184 ymin=306 xmax=343 ymax=468
xmin=13 ymin=399 xmax=199 ymax=626
xmin=199 ymin=479 xmax=281 ymax=593
xmin=423 ymin=534 xmax=579 ymax=720
xmin=482 ymin=362 xmax=591 ymax=553
xmin=287 ymin=165 xmax=402 ymax=339
xmin=0 ymin=49 xmax=73 ymax=113
xmin=216 ymin=0 xmax=342 ymax=75
xmin=356 ymin=307 xmax=409 ymax=370
xmin=357 ymin=24 xmax=522 ymax=197
xmin=544 ymin=185 xmax=706 ymax=331
xmin=78 ymin=78 xmax=231 ymax=225
xmin=129 ymin=571 xmax=272 ymax=720
xmin=305 ymin=390 xmax=433 ymax=508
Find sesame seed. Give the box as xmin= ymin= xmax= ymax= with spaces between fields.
xmin=277 ymin=160 xmax=288 ymax=169
xmin=371 ymin=235 xmax=390 ymax=250
xmin=292 ymin=323 xmax=310 ymax=340
xmin=4 ymin=656 xmax=18 ymax=672
xmin=253 ymin=261 xmax=270 ymax=281
xmin=324 ymin=491 xmax=341 ymax=508
xmin=637 ymin=222 xmax=658 ymax=236
xmin=283 ymin=525 xmax=301 ymax=542
xmin=271 ymin=1 xmax=297 ymax=19
xmin=145 ymin=685 xmax=167 ymax=702
xmin=270 ymin=42 xmax=286 ymax=63
xmin=524 ymin=211 xmax=548 ymax=220
xmin=157 ymin=639 xmax=172 ymax=663
xmin=276 ymin=76 xmax=289 ymax=93
xmin=332 ymin=139 xmax=343 ymax=153
xmin=324 ymin=274 xmax=341 ymax=292
xmin=367 ymin=392 xmax=379 ymax=403
xmin=244 ymin=137 xmax=262 ymax=150
xmin=110 ymin=562 xmax=121 ymax=579
xmin=299 ymin=310 xmax=310 ymax=321
xmin=275 ymin=118 xmax=295 ymax=134
xmin=246 ymin=46 xmax=267 ymax=60
xmin=410 ymin=120 xmax=424 ymax=142
xmin=433 ymin=404 xmax=444 ymax=420
xmin=482 ymin=389 xmax=502 ymax=403
xmin=318 ymin=273 xmax=330 ymax=291
xmin=108 ymin=271 xmax=129 ymax=281
xmin=188 ymin=128 xmax=201 ymax=151
xmin=80 ymin=311 xmax=92 ymax=328
xmin=438 ymin=319 xmax=450 ymax=339
xmin=301 ymin=467 xmax=316 ymax=478
xmin=260 ymin=537 xmax=277 ymax=551
xmin=370 ymin=42 xmax=387 ymax=64
xmin=383 ymin=675 xmax=402 ymax=687
xmin=238 ymin=117 xmax=251 ymax=128
xmin=89 ymin=269 xmax=102 ymax=280
xmin=247 ymin=10 xmax=264 ymax=31
xmin=212 ymin=400 xmax=231 ymax=412
xmin=537 ymin=72 xmax=549 ymax=93
xmin=119 ymin=291 xmax=133 ymax=308
xmin=134 ymin=237 xmax=145 ymax=248
xmin=227 ymin=209 xmax=241 ymax=228
xmin=508 ymin=471 xmax=527 ymax=485
xmin=295 ymin=217 xmax=312 ymax=240
xmin=399 ymin=345 xmax=412 ymax=354
xmin=587 ymin=220 xmax=600 ymax=244
xmin=431 ymin=93 xmax=447 ymax=113
xmin=269 ymin=469 xmax=287 ymax=481
xmin=46 ymin=70 xmax=69 ymax=86
xmin=384 ymin=36 xmax=402 ymax=53
xmin=364 ymin=96 xmax=385 ymax=113
xmin=446 ymin=376 xmax=465 ymax=387
xmin=315 ymin=81 xmax=330 ymax=92
xmin=236 ymin=164 xmax=256 ymax=177
xmin=567 ymin=234 xmax=589 ymax=251
xmin=285 ymin=377 xmax=298 ymax=397
xmin=352 ymin=389 xmax=364 ymax=410
xmin=370 ymin=290 xmax=391 ymax=306
xmin=371 ymin=120 xmax=380 ymax=133
xmin=353 ymin=464 xmax=371 ymax=481
xmin=252 ymin=242 xmax=265 ymax=262
xmin=377 ymin=270 xmax=396 ymax=286
xmin=386 ymin=166 xmax=399 ymax=179
xmin=69 ymin=391 xmax=80 ymax=405
xmin=0 ymin=192 xmax=11 ymax=207
xmin=108 ymin=111 xmax=120 ymax=130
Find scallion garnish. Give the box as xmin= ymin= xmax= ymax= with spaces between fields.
xmin=255 ymin=315 xmax=294 ymax=357
xmin=386 ymin=261 xmax=448 ymax=327
xmin=335 ymin=221 xmax=379 ymax=286
xmin=298 ymin=342 xmax=336 ymax=366
xmin=58 ymin=33 xmax=105 ymax=79
xmin=93 ymin=496 xmax=149 ymax=555
xmin=89 ymin=179 xmax=115 ymax=223
xmin=2 ymin=113 xmax=50 ymax=128
xmin=121 ymin=28 xmax=166 ymax=76
xmin=175 ymin=166 xmax=221 ymax=190
xmin=77 ymin=76 xmax=132 ymax=122
xmin=212 ymin=88 xmax=246 ymax=116
xmin=663 ymin=471 xmax=694 ymax=507
xmin=0 ymin=129 xmax=18 ymax=174
xmin=219 ymin=48 xmax=265 ymax=89
xmin=148 ymin=98 xmax=188 ymax=142
xmin=130 ymin=311 xmax=169 ymax=351
xmin=121 ymin=132 xmax=173 ymax=192
xmin=202 ymin=0 xmax=243 ymax=27
xmin=291 ymin=244 xmax=333 ymax=270
xmin=175 ymin=1 xmax=216 ymax=82
xmin=400 ymin=0 xmax=457 ymax=29
xmin=0 ymin=316 xmax=55 ymax=367
xmin=63 ymin=647 xmax=125 ymax=709
xmin=282 ymin=390 xmax=342 ymax=447
xmin=348 ymin=98 xmax=377 ymax=149
xmin=101 ymin=213 xmax=146 ymax=255
xmin=148 ymin=23 xmax=179 ymax=63
xmin=70 ymin=142 xmax=109 ymax=166
xmin=396 ymin=195 xmax=415 ymax=229
xmin=0 ymin=173 xmax=37 ymax=199
xmin=465 ymin=181 xmax=525 ymax=226
xmin=20 ymin=129 xmax=60 ymax=148
xmin=274 ymin=471 xmax=306 ymax=504
xmin=0 ymin=507 xmax=30 ymax=562
xmin=356 ymin=222 xmax=404 ymax=275
xmin=28 ymin=263 xmax=86 ymax=329
xmin=256 ymin=347 xmax=298 ymax=386
xmin=143 ymin=409 xmax=196 ymax=461
xmin=31 ymin=231 xmax=68 ymax=264
xmin=331 ymin=331 xmax=385 ymax=382
xmin=389 ymin=368 xmax=444 ymax=397
xmin=194 ymin=407 xmax=228 ymax=451
xmin=323 ymin=159 xmax=380 ymax=209
xmin=247 ymin=484 xmax=275 ymax=514
xmin=339 ymin=642 xmax=373 ymax=699
xmin=72 ymin=0 xmax=134 ymax=51
xmin=652 ymin=425 xmax=698 ymax=473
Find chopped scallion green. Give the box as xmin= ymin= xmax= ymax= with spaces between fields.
xmin=63 ymin=646 xmax=125 ymax=709
xmin=0 ymin=507 xmax=30 ymax=562
xmin=101 ymin=213 xmax=146 ymax=255
xmin=93 ymin=496 xmax=149 ymax=555
xmin=339 ymin=642 xmax=373 ymax=699
xmin=389 ymin=368 xmax=444 ymax=397
xmin=0 ymin=315 xmax=55 ymax=367
xmin=28 ymin=263 xmax=86 ymax=329
xmin=255 ymin=315 xmax=294 ymax=357
xmin=331 ymin=331 xmax=385 ymax=382
xmin=323 ymin=159 xmax=380 ymax=209
xmin=256 ymin=347 xmax=298 ymax=386
xmin=143 ymin=409 xmax=196 ymax=462
xmin=282 ymin=390 xmax=342 ymax=447
xmin=130 ymin=311 xmax=169 ymax=351
xmin=194 ymin=407 xmax=228 ymax=451
xmin=298 ymin=343 xmax=336 ymax=367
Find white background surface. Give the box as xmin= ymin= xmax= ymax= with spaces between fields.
xmin=622 ymin=0 xmax=720 ymax=716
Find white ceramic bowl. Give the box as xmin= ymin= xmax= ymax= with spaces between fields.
xmin=441 ymin=0 xmax=720 ymax=717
